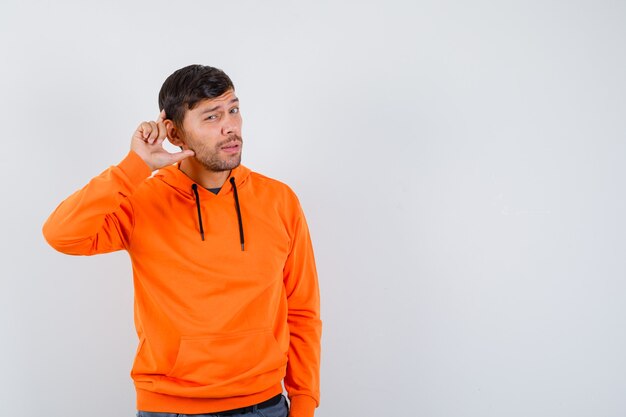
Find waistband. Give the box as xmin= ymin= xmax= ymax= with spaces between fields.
xmin=136 ymin=384 xmax=284 ymax=415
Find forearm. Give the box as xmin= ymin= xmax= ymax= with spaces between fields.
xmin=285 ymin=313 xmax=322 ymax=417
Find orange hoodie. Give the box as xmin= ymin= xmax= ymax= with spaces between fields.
xmin=42 ymin=151 xmax=321 ymax=417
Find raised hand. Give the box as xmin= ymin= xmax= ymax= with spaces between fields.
xmin=131 ymin=110 xmax=194 ymax=171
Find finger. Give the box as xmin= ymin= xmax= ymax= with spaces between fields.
xmin=169 ymin=149 xmax=195 ymax=164
xmin=155 ymin=121 xmax=168 ymax=144
xmin=140 ymin=122 xmax=152 ymax=140
xmin=148 ymin=121 xmax=159 ymax=143
xmin=156 ymin=109 xmax=166 ymax=123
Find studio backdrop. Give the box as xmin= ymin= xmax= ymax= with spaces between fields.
xmin=1 ymin=1 xmax=625 ymax=416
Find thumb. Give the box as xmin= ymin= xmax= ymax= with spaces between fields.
xmin=169 ymin=149 xmax=195 ymax=164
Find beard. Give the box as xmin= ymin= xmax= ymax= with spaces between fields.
xmin=191 ymin=134 xmax=243 ymax=172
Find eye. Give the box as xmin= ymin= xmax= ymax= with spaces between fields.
xmin=205 ymin=115 xmax=217 ymax=120
xmin=230 ymin=107 xmax=240 ymax=114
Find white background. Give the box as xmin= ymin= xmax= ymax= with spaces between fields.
xmin=1 ymin=1 xmax=625 ymax=416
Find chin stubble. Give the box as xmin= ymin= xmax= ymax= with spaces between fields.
xmin=194 ymin=135 xmax=243 ymax=172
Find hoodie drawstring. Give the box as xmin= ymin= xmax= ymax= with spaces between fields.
xmin=191 ymin=184 xmax=205 ymax=241
xmin=230 ymin=177 xmax=245 ymax=251
xmin=191 ymin=180 xmax=244 ymax=251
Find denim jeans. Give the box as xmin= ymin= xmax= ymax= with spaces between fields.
xmin=136 ymin=395 xmax=289 ymax=417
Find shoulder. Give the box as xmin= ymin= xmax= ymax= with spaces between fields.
xmin=248 ymin=170 xmax=300 ymax=201
xmin=246 ymin=169 xmax=305 ymax=220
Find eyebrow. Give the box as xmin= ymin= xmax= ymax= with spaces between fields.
xmin=199 ymin=97 xmax=239 ymax=114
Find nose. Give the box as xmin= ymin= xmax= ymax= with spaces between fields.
xmin=221 ymin=116 xmax=240 ymax=136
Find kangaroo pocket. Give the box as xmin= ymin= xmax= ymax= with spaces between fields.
xmin=155 ymin=328 xmax=287 ymax=398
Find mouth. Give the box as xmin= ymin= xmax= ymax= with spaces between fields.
xmin=220 ymin=141 xmax=242 ymax=154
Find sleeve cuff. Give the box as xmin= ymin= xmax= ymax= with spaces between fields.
xmin=289 ymin=395 xmax=318 ymax=417
xmin=117 ymin=150 xmax=153 ymax=186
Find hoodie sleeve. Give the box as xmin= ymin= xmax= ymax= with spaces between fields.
xmin=282 ymin=197 xmax=322 ymax=417
xmin=42 ymin=151 xmax=152 ymax=255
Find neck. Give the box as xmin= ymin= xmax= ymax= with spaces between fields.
xmin=179 ymin=158 xmax=231 ymax=189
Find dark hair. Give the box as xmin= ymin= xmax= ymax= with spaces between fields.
xmin=158 ymin=64 xmax=234 ymax=128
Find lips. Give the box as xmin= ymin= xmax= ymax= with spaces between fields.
xmin=221 ymin=141 xmax=241 ymax=153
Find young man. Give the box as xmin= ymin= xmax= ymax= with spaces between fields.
xmin=42 ymin=65 xmax=321 ymax=417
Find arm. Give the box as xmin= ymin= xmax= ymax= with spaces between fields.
xmin=283 ymin=201 xmax=322 ymax=417
xmin=42 ymin=110 xmax=194 ymax=255
xmin=42 ymin=151 xmax=151 ymax=254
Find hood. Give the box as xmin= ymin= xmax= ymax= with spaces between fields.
xmin=153 ymin=162 xmax=252 ymax=198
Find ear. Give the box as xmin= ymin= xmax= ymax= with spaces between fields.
xmin=164 ymin=120 xmax=186 ymax=148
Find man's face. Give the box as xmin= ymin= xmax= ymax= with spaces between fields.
xmin=178 ymin=89 xmax=243 ymax=172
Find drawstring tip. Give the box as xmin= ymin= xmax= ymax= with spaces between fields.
xmin=240 ymin=243 xmax=245 ymax=251
xmin=201 ymin=232 xmax=205 ymax=241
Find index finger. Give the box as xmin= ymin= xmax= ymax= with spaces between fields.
xmin=156 ymin=109 xmax=166 ymax=123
